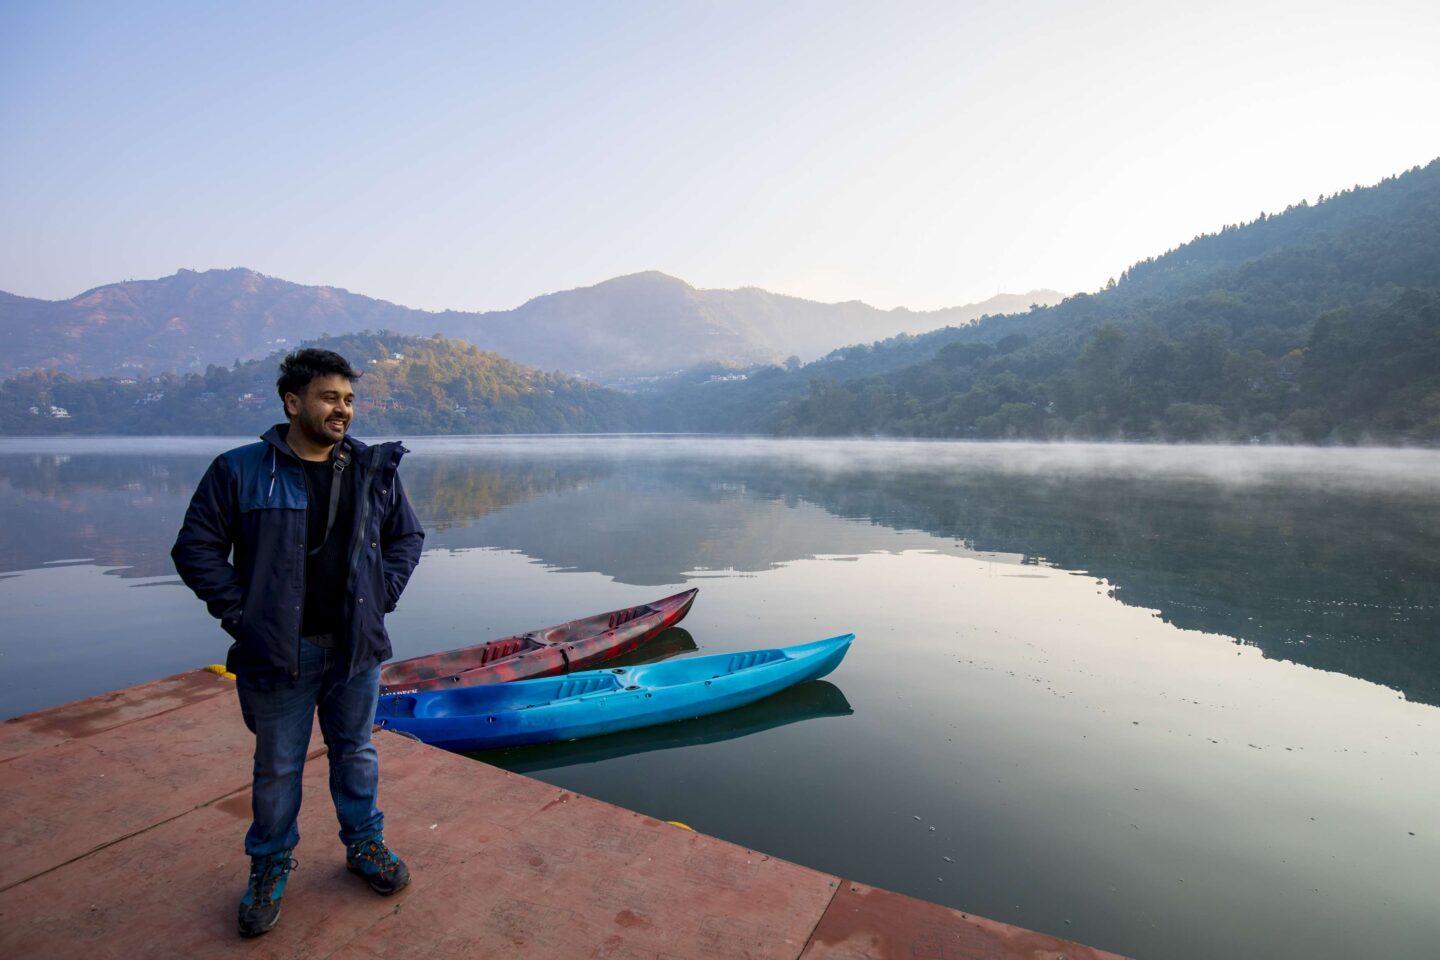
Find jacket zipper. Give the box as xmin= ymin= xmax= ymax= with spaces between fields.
xmin=292 ymin=446 xmax=304 ymax=680
xmin=345 ymin=448 xmax=379 ymax=598
xmin=341 ymin=445 xmax=386 ymax=679
xmin=262 ymin=437 xmax=305 ymax=680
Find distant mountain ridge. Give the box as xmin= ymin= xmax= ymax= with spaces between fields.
xmin=0 ymin=268 xmax=1063 ymax=382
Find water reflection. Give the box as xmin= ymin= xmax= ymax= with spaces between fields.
xmin=479 ymin=678 xmax=852 ymax=773
xmin=0 ymin=452 xmax=206 ymax=578
xmin=423 ymin=450 xmax=1440 ymax=706
xmin=735 ymin=464 xmax=1440 ymax=707
xmin=2 ymin=440 xmax=1438 ymax=706
xmin=0 ymin=448 xmax=606 ymax=579
xmin=602 ymin=627 xmax=698 ymax=668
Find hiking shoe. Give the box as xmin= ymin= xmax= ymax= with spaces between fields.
xmin=345 ymin=834 xmax=410 ymax=895
xmin=238 ymin=851 xmax=296 ymax=938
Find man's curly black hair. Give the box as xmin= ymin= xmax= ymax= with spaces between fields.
xmin=275 ymin=348 xmax=362 ymax=401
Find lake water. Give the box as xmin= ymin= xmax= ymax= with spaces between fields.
xmin=2 ymin=435 xmax=1437 ymax=960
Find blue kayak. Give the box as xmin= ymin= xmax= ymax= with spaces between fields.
xmin=374 ymin=633 xmax=854 ymax=751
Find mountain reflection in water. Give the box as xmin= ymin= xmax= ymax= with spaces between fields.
xmin=1 ymin=438 xmax=1436 ymax=705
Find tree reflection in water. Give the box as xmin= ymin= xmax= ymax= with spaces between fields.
xmin=2 ymin=441 xmax=1436 ymax=704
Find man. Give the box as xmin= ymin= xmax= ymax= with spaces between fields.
xmin=172 ymin=347 xmax=425 ymax=937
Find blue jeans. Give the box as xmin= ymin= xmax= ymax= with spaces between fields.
xmin=236 ymin=640 xmax=384 ymax=857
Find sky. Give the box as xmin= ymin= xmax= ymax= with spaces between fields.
xmin=2 ymin=0 xmax=1438 ymax=313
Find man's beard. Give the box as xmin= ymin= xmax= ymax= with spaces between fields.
xmin=297 ymin=408 xmax=346 ymax=446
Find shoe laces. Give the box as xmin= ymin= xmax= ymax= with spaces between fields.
xmin=349 ymin=837 xmax=394 ymax=868
xmin=247 ymin=855 xmax=297 ymax=905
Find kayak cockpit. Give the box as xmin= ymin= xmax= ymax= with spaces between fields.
xmin=402 ymin=671 xmax=627 ymax=719
xmin=379 ymin=632 xmax=548 ymax=687
xmin=620 ymin=647 xmax=789 ymax=689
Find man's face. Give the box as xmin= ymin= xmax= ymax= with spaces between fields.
xmin=284 ymin=374 xmax=354 ymax=448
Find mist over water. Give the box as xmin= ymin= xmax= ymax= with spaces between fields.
xmin=404 ymin=436 xmax=1440 ymax=491
xmin=8 ymin=435 xmax=1438 ymax=491
xmin=1 ymin=436 xmax=1437 ymax=960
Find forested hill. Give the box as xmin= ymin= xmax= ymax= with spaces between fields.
xmin=0 ymin=333 xmax=638 ymax=436
xmin=651 ymin=158 xmax=1440 ymax=443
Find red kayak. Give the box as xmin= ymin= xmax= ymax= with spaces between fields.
xmin=379 ymin=588 xmax=698 ymax=696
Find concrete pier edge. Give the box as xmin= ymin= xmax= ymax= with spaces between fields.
xmin=0 ymin=670 xmax=1127 ymax=959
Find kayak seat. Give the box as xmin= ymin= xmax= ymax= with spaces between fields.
xmin=417 ymin=673 xmax=623 ymax=718
xmin=624 ymin=649 xmax=788 ymax=689
xmin=478 ymin=637 xmax=529 ymax=665
xmin=552 ymin=675 xmax=621 ymax=699
xmin=607 ymin=603 xmax=651 ymax=630
xmin=725 ymin=649 xmax=787 ymax=672
xmin=380 ymin=636 xmax=544 ymax=685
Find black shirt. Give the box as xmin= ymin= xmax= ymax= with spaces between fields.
xmin=300 ymin=452 xmax=354 ymax=640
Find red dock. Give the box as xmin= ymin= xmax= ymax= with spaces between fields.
xmin=0 ymin=670 xmax=1125 ymax=959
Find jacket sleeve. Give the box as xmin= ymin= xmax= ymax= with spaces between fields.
xmin=171 ymin=456 xmax=246 ymax=624
xmin=380 ymin=471 xmax=425 ymax=612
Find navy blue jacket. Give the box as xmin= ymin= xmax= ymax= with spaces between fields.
xmin=172 ymin=425 xmax=425 ymax=683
